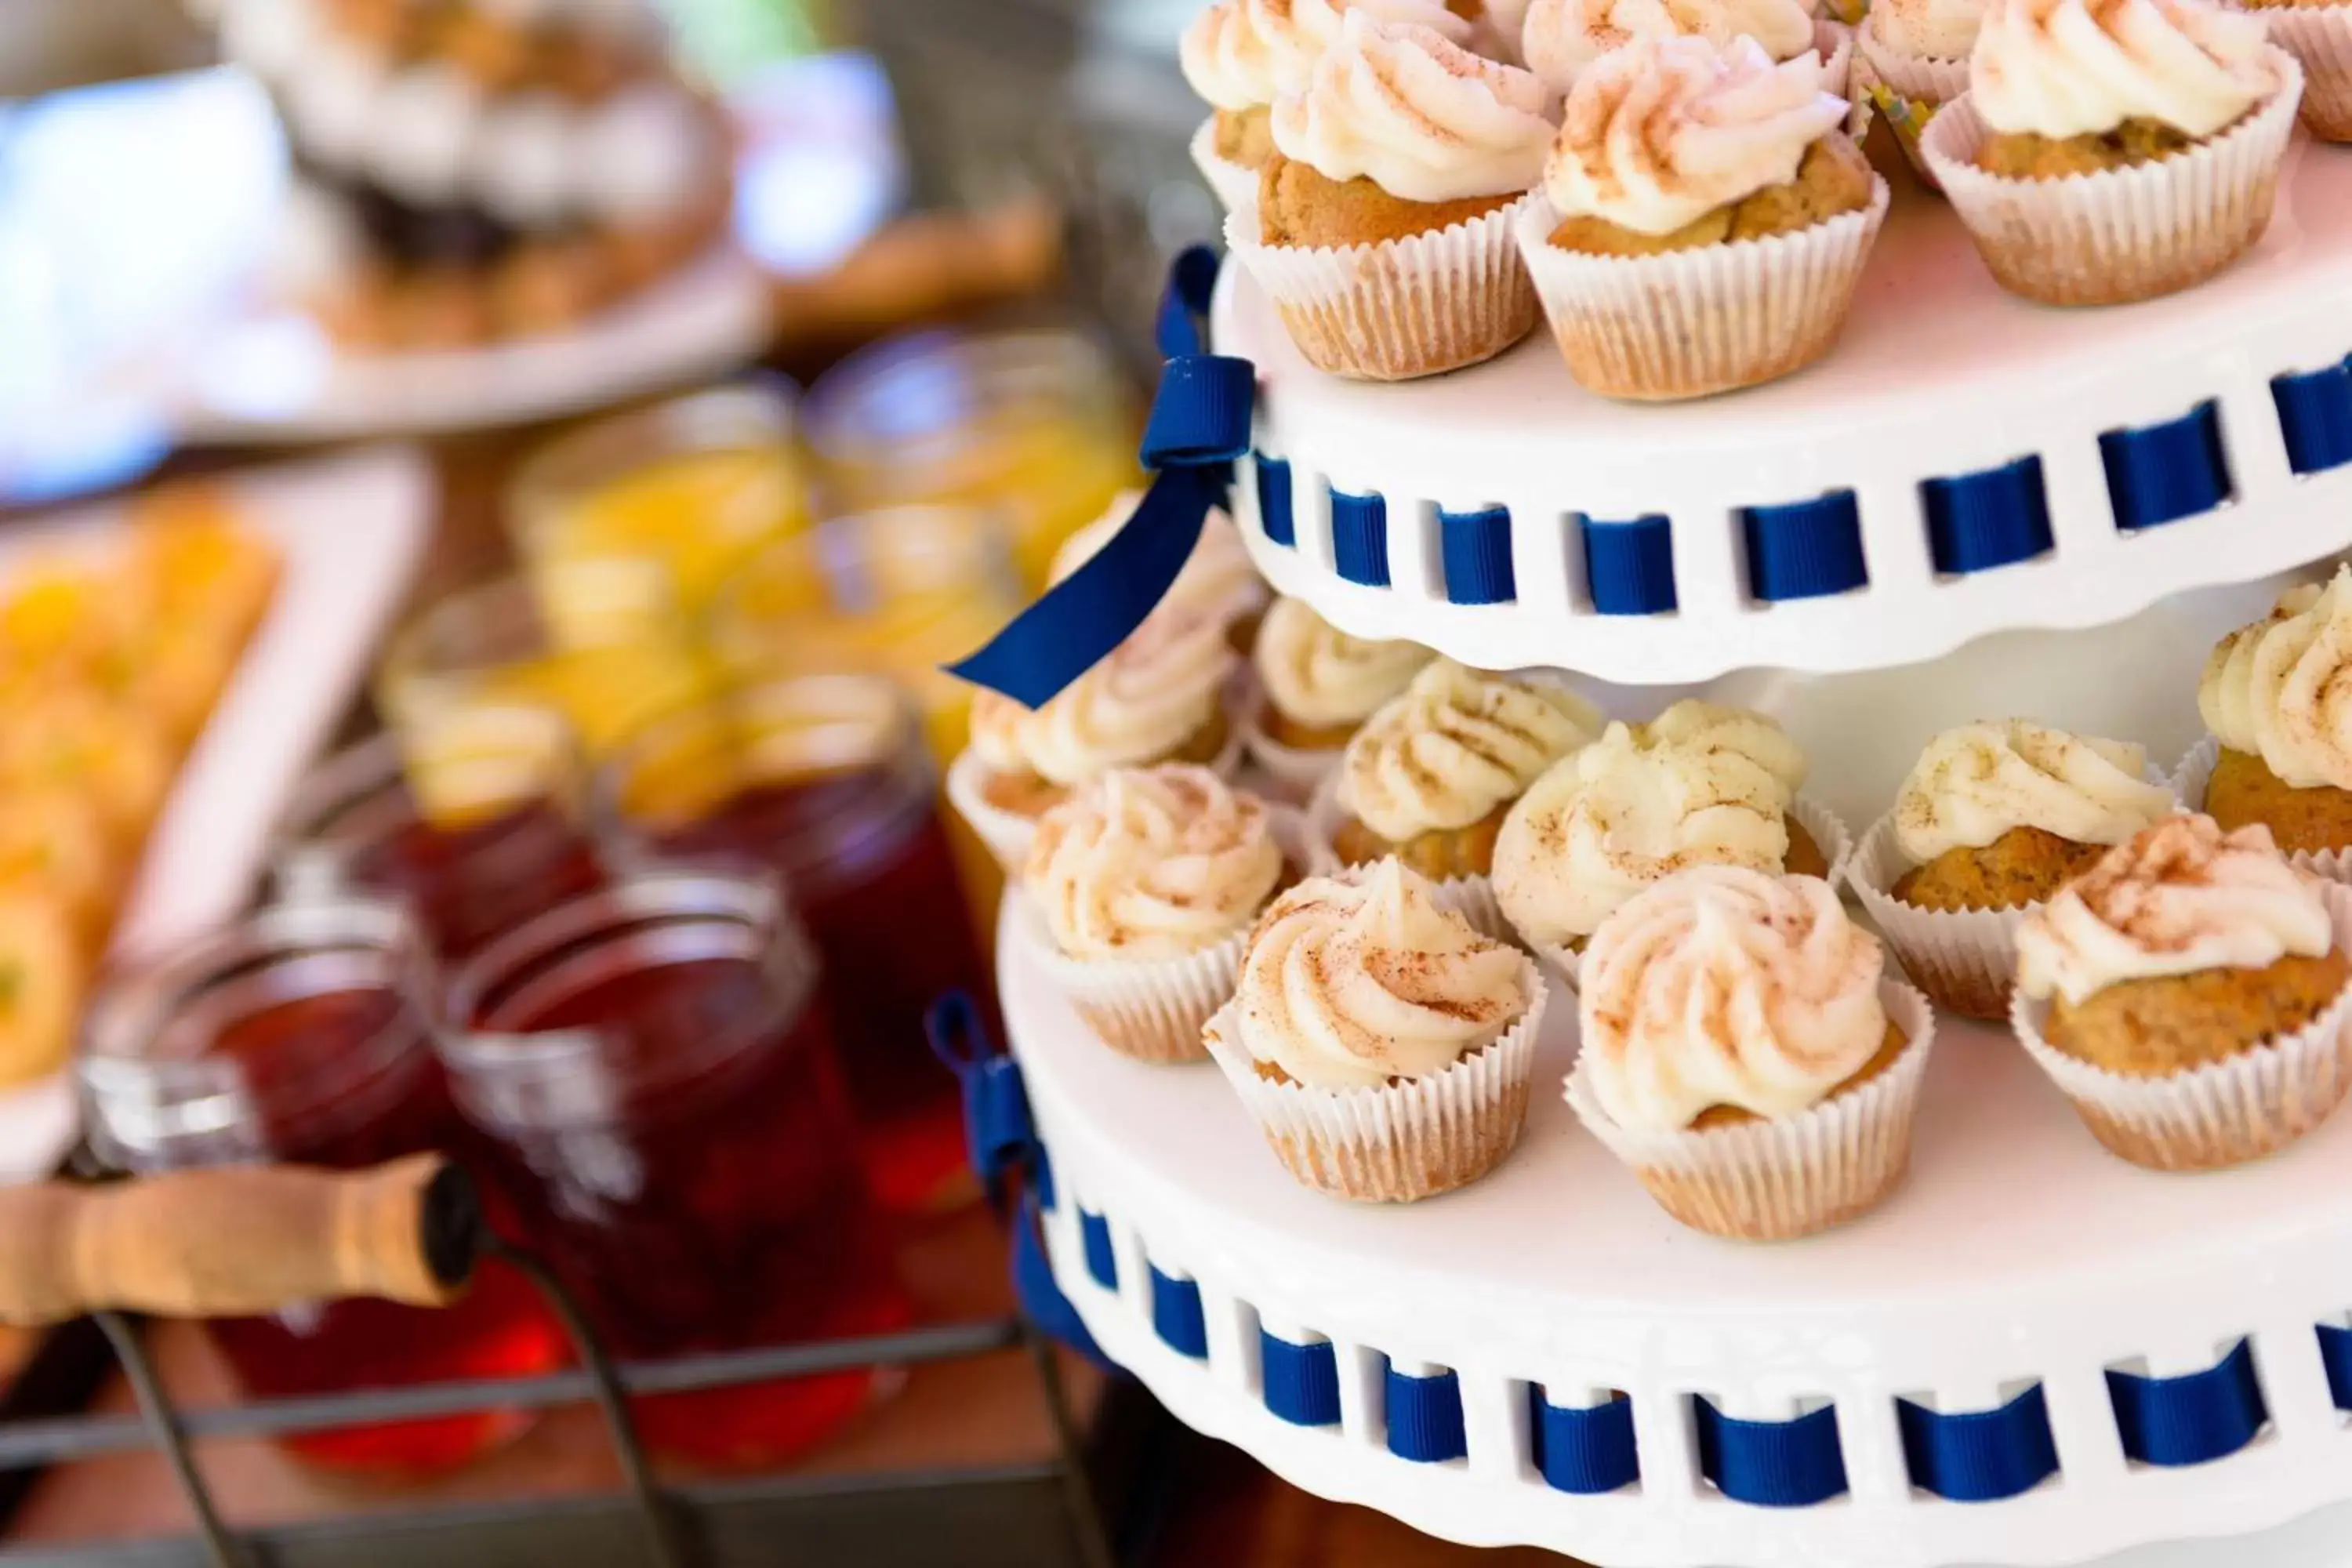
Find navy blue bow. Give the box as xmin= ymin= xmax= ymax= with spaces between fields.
xmin=946 ymin=246 xmax=1255 ymax=709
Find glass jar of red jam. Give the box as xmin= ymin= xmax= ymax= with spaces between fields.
xmin=437 ymin=869 xmax=909 ymax=1471
xmin=78 ymin=899 xmax=565 ymax=1475
xmin=274 ymin=716 xmax=604 ymax=964
xmin=592 ymin=673 xmax=988 ymax=1212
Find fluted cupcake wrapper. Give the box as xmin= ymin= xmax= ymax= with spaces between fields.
xmin=1224 ymin=193 xmax=1540 ymax=382
xmin=1239 ymin=701 xmax=1346 ymax=805
xmin=1856 ymin=20 xmax=1969 ymax=187
xmin=1304 ymin=770 xmax=1510 ymax=940
xmin=1016 ymin=807 xmax=1320 ymax=1064
xmin=1189 ymin=116 xmax=1261 ymax=215
xmin=1512 ymin=180 xmax=1889 ymax=402
xmin=1565 ymin=980 xmax=1936 ymax=1240
xmin=1202 ymin=956 xmax=1548 ymax=1202
xmin=1817 ymin=20 xmax=1856 ymax=101
xmin=2262 ymin=7 xmax=2352 ymax=140
xmin=2169 ymin=733 xmax=2352 ymax=881
xmin=944 ymin=696 xmax=1250 ymax=873
xmin=1516 ymin=793 xmax=1857 ymax=992
xmin=1922 ymin=56 xmax=2303 ymax=307
xmin=2010 ymin=884 xmax=2352 ymax=1171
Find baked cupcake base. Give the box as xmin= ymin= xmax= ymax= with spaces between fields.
xmin=1920 ymin=56 xmax=2303 ymax=307
xmin=2010 ymin=883 xmax=2352 ymax=1171
xmin=1239 ymin=701 xmax=1349 ymax=805
xmin=1565 ymin=980 xmax=1936 ymax=1240
xmin=2174 ymin=734 xmax=2352 ymax=873
xmin=1201 ymin=956 xmax=1548 ymax=1203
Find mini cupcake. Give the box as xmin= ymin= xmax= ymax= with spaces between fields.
xmin=1181 ymin=0 xmax=1482 ymax=212
xmin=1023 ymin=764 xmax=1305 ymax=1064
xmin=2182 ymin=569 xmax=2352 ymax=869
xmin=948 ymin=601 xmax=1241 ymax=869
xmin=1522 ymin=0 xmax=1853 ymax=97
xmin=1564 ymin=865 xmax=1936 ymax=1240
xmin=1244 ymin=597 xmax=1435 ymax=800
xmin=1849 ymin=720 xmax=2178 ymax=1019
xmin=1922 ymin=0 xmax=2299 ymax=307
xmin=1202 ymin=856 xmax=1548 ymax=1201
xmin=1515 ymin=36 xmax=1888 ymax=401
xmin=2012 ymin=815 xmax=2352 ymax=1171
xmin=1494 ymin=702 xmax=1851 ymax=977
xmin=1308 ymin=659 xmax=1602 ymax=927
xmin=1227 ymin=12 xmax=1555 ymax=380
xmin=1856 ymin=0 xmax=1990 ymax=183
xmin=1047 ymin=491 xmax=1271 ymax=652
xmin=2240 ymin=0 xmax=2352 ymax=138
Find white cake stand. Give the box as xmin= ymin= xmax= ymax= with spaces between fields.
xmin=995 ymin=129 xmax=2352 ymax=1568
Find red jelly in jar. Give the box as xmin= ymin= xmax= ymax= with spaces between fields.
xmin=594 ymin=673 xmax=988 ymax=1212
xmin=275 ymin=717 xmax=604 ymax=963
xmin=78 ymin=901 xmax=564 ymax=1473
xmin=438 ymin=869 xmax=909 ymax=1470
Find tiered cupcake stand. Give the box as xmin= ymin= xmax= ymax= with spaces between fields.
xmin=996 ymin=146 xmax=2352 ymax=1567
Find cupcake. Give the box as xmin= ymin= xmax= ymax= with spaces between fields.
xmin=2012 ymin=815 xmax=2352 ymax=1171
xmin=1493 ymin=702 xmax=1851 ymax=975
xmin=1181 ymin=0 xmax=1482 ymax=212
xmin=1564 ymin=866 xmax=1936 ymax=1240
xmin=2183 ymin=569 xmax=2352 ymax=867
xmin=1515 ymin=36 xmax=1889 ymax=401
xmin=1308 ymin=659 xmax=1602 ymax=926
xmin=1848 ymin=720 xmax=2178 ymax=1019
xmin=1856 ymin=0 xmax=1989 ymax=183
xmin=1227 ymin=12 xmax=1554 ymax=381
xmin=1048 ymin=491 xmax=1271 ymax=652
xmin=1921 ymin=0 xmax=2299 ymax=307
xmin=2240 ymin=0 xmax=2352 ymax=137
xmin=1022 ymin=764 xmax=1302 ymax=1064
xmin=1201 ymin=857 xmax=1548 ymax=1200
xmin=1522 ymin=0 xmax=1852 ymax=96
xmin=1244 ymin=597 xmax=1435 ymax=800
xmin=948 ymin=601 xmax=1241 ymax=869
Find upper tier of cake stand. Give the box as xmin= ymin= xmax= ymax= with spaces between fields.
xmin=1218 ymin=136 xmax=2352 ymax=685
xmin=1003 ymin=896 xmax=2352 ymax=1568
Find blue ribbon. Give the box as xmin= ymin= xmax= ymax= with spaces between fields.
xmin=946 ymin=245 xmax=1255 ymax=709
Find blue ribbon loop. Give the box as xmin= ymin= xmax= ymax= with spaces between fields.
xmin=947 ymin=245 xmax=1255 ymax=709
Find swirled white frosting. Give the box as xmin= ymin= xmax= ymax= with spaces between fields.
xmin=968 ymin=604 xmax=1237 ymax=786
xmin=1870 ymin=0 xmax=1988 ymax=60
xmin=1545 ymin=35 xmax=1849 ymax=236
xmin=1639 ymin=699 xmax=1808 ymax=797
xmin=1233 ymin=857 xmax=1528 ymax=1089
xmin=2200 ymin=568 xmax=2352 ymax=793
xmin=1968 ymin=0 xmax=2274 ymax=140
xmin=1254 ymin=598 xmax=1435 ymax=730
xmin=1180 ymin=0 xmax=1477 ymax=110
xmin=1048 ymin=492 xmax=1269 ymax=631
xmin=1026 ymin=765 xmax=1283 ymax=961
xmin=1271 ymin=13 xmax=1557 ymax=203
xmin=1494 ymin=720 xmax=1795 ymax=946
xmin=1892 ymin=720 xmax=2175 ymax=863
xmin=2016 ymin=815 xmax=2334 ymax=1005
xmin=1522 ymin=0 xmax=1820 ymax=92
xmin=1581 ymin=865 xmax=1889 ymax=1131
xmin=1338 ymin=660 xmax=1603 ymax=842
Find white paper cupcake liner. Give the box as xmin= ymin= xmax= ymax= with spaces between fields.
xmin=1224 ymin=193 xmax=1539 ymax=382
xmin=2171 ymin=734 xmax=2352 ymax=880
xmin=1921 ymin=55 xmax=2303 ymax=307
xmin=1189 ymin=115 xmax=1261 ymax=214
xmin=1515 ymin=794 xmax=1856 ymax=991
xmin=1566 ymin=980 xmax=1936 ymax=1240
xmin=1854 ymin=21 xmax=1970 ymax=187
xmin=2263 ymin=6 xmax=2352 ymax=140
xmin=1817 ymin=20 xmax=1856 ymax=100
xmin=1240 ymin=702 xmax=1348 ymax=805
xmin=1305 ymin=771 xmax=1510 ymax=939
xmin=1846 ymin=771 xmax=2183 ymax=1021
xmin=2011 ymin=884 xmax=2352 ymax=1171
xmin=1512 ymin=179 xmax=1889 ymax=402
xmin=1202 ymin=956 xmax=1548 ymax=1202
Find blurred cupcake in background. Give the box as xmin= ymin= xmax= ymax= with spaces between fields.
xmin=1856 ymin=0 xmax=1992 ymax=182
xmin=1243 ymin=598 xmax=1434 ymax=800
xmin=1522 ymin=0 xmax=1850 ymax=97
xmin=1226 ymin=12 xmax=1555 ymax=380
